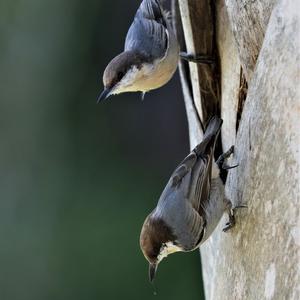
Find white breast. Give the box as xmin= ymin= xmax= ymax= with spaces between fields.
xmin=113 ymin=28 xmax=179 ymax=94
xmin=157 ymin=241 xmax=183 ymax=262
xmin=140 ymin=29 xmax=179 ymax=91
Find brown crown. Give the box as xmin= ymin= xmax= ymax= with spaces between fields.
xmin=140 ymin=213 xmax=176 ymax=264
xmin=103 ymin=51 xmax=150 ymax=89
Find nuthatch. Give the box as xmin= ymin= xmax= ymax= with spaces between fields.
xmin=98 ymin=0 xmax=179 ymax=102
xmin=140 ymin=116 xmax=241 ymax=282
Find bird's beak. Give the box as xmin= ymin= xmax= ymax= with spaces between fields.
xmin=97 ymin=87 xmax=112 ymax=103
xmin=149 ymin=263 xmax=158 ymax=283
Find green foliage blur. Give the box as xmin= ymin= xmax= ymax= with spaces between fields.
xmin=0 ymin=0 xmax=204 ymax=299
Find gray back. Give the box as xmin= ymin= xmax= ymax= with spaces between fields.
xmin=125 ymin=0 xmax=168 ymax=59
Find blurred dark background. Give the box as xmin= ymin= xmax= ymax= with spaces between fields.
xmin=0 ymin=1 xmax=204 ymax=299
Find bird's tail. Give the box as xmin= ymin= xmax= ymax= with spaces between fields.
xmin=203 ymin=116 xmax=223 ymax=139
xmin=193 ymin=116 xmax=223 ymax=156
xmin=140 ymin=0 xmax=165 ymax=22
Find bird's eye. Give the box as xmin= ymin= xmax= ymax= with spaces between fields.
xmin=117 ymin=72 xmax=124 ymax=81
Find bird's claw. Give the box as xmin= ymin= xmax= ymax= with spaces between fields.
xmin=223 ymin=205 xmax=247 ymax=232
xmin=217 ymin=146 xmax=238 ymax=170
xmin=223 ymin=222 xmax=235 ymax=232
xmin=222 ymin=163 xmax=239 ymax=170
xmin=223 ymin=209 xmax=236 ymax=232
xmin=180 ymin=52 xmax=215 ymax=64
xmin=234 ymin=205 xmax=248 ymax=209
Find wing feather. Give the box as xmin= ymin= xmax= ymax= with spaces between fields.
xmin=154 ymin=116 xmax=222 ymax=249
xmin=125 ymin=0 xmax=168 ymax=59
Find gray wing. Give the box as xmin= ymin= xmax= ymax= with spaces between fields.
xmin=154 ymin=133 xmax=219 ymax=249
xmin=189 ymin=116 xmax=223 ymax=214
xmin=154 ymin=152 xmax=206 ymax=250
xmin=168 ymin=134 xmax=216 ymax=213
xmin=188 ymin=146 xmax=213 ymax=214
xmin=125 ymin=0 xmax=168 ymax=59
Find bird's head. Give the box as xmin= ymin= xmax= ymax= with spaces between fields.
xmin=140 ymin=214 xmax=181 ymax=282
xmin=98 ymin=51 xmax=151 ymax=102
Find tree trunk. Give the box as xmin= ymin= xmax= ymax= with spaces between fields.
xmin=177 ymin=0 xmax=300 ymax=299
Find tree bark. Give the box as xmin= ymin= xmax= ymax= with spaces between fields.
xmin=177 ymin=0 xmax=300 ymax=299
xmin=225 ymin=0 xmax=277 ymax=81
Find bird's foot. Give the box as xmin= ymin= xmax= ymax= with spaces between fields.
xmin=216 ymin=146 xmax=239 ymax=170
xmin=223 ymin=202 xmax=248 ymax=232
xmin=180 ymin=52 xmax=215 ymax=64
xmin=223 ymin=211 xmax=235 ymax=232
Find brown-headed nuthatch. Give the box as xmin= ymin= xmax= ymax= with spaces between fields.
xmin=140 ymin=116 xmax=240 ymax=282
xmin=98 ymin=0 xmax=179 ymax=102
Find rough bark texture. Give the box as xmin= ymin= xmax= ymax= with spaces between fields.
xmin=215 ymin=1 xmax=241 ymax=151
xmin=224 ymin=0 xmax=277 ymax=81
xmin=178 ymin=0 xmax=300 ymax=299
